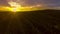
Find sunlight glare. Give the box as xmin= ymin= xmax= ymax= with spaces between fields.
xmin=8 ymin=1 xmax=21 ymax=12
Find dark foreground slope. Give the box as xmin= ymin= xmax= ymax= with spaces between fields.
xmin=0 ymin=10 xmax=60 ymax=34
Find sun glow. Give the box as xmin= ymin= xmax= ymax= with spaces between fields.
xmin=8 ymin=1 xmax=22 ymax=12
xmin=0 ymin=1 xmax=44 ymax=12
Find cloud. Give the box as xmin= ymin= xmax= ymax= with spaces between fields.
xmin=42 ymin=0 xmax=60 ymax=7
xmin=0 ymin=0 xmax=10 ymax=6
xmin=0 ymin=0 xmax=60 ymax=9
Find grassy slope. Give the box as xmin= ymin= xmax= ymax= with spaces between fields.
xmin=0 ymin=9 xmax=60 ymax=34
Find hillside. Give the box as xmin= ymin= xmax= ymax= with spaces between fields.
xmin=0 ymin=9 xmax=60 ymax=34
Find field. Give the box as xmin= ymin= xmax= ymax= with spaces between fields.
xmin=0 ymin=9 xmax=60 ymax=34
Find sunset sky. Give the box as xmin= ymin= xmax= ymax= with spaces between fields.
xmin=0 ymin=0 xmax=60 ymax=9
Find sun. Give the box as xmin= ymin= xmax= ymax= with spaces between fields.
xmin=8 ymin=1 xmax=22 ymax=12
xmin=0 ymin=1 xmax=43 ymax=12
